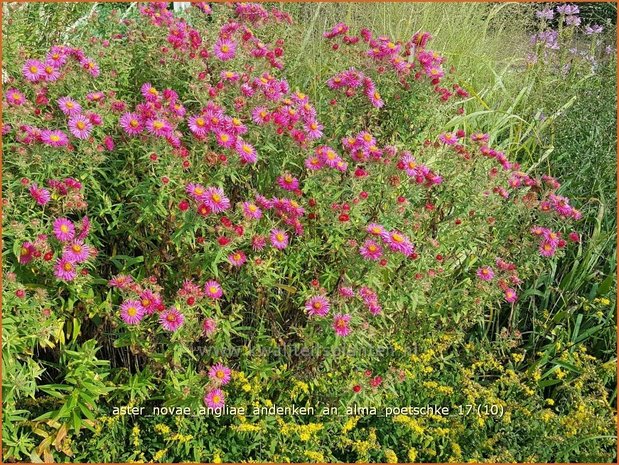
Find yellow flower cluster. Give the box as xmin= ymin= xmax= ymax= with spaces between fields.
xmin=277 ymin=417 xmax=323 ymax=442
xmin=303 ymin=451 xmax=325 ymax=462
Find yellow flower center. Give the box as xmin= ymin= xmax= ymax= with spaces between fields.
xmin=50 ymin=135 xmax=60 ymax=142
xmin=63 ymin=262 xmax=73 ymax=271
xmin=72 ymin=244 xmax=82 ymax=252
xmin=127 ymin=306 xmax=137 ymax=316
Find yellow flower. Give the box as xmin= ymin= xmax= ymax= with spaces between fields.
xmin=408 ymin=449 xmax=418 ymax=462
xmin=304 ymin=451 xmax=325 ymax=462
xmin=384 ymin=448 xmax=398 ymax=463
xmin=152 ymin=449 xmax=167 ymax=462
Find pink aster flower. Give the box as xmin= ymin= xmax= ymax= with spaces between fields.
xmin=22 ymin=59 xmax=45 ymax=82
xmin=214 ymin=130 xmax=236 ymax=148
xmin=235 ymin=139 xmax=258 ymax=164
xmin=439 ymin=132 xmax=458 ymax=145
xmin=339 ymin=286 xmax=355 ymax=298
xmin=277 ymin=173 xmax=300 ymax=191
xmin=139 ymin=289 xmax=160 ymax=314
xmin=208 ymin=363 xmax=232 ymax=385
xmin=18 ymin=242 xmax=36 ymax=265
xmin=333 ymin=313 xmax=352 ymax=336
xmin=188 ymin=114 xmax=208 ymax=137
xmin=359 ymin=239 xmax=383 ymax=261
xmin=202 ymin=318 xmax=217 ymax=336
xmin=383 ymin=230 xmax=414 ymax=256
xmin=228 ymin=250 xmax=247 ymax=267
xmin=120 ymin=300 xmax=145 ymax=325
xmin=476 ymin=266 xmax=495 ymax=281
xmin=204 ymin=280 xmax=223 ymax=299
xmin=146 ymin=118 xmax=172 ymax=137
xmin=539 ymin=241 xmax=556 ymax=257
xmin=42 ymin=63 xmax=61 ymax=82
xmin=119 ymin=112 xmax=144 ymax=135
xmin=270 ymin=229 xmax=289 ymax=250
xmin=214 ymin=39 xmax=237 ymax=61
xmin=203 ymin=187 xmax=231 ymax=213
xmin=53 ymin=218 xmax=75 ymax=242
xmin=505 ymin=288 xmax=518 ymax=303
xmin=141 ymin=82 xmax=160 ymax=102
xmin=29 ymin=183 xmax=51 ymax=206
xmin=41 ymin=130 xmax=69 ymax=147
xmin=57 ymin=97 xmax=82 ymax=116
xmin=366 ymin=223 xmax=386 ymax=236
xmin=6 ymin=88 xmax=25 ymax=106
xmin=204 ymin=388 xmax=226 ymax=409
xmin=305 ymin=295 xmax=330 ymax=317
xmin=159 ymin=307 xmax=185 ymax=331
xmin=186 ymin=183 xmax=208 ymax=202
xmin=242 ymin=201 xmax=262 ymax=220
xmin=54 ymin=257 xmax=78 ymax=281
xmin=68 ymin=114 xmax=93 ymax=140
xmin=108 ymin=274 xmax=134 ymax=289
xmin=63 ymin=241 xmax=90 ymax=263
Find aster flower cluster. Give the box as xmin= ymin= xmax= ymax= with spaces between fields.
xmin=233 ymin=3 xmax=292 ymax=27
xmin=364 ymin=223 xmax=415 ymax=259
xmin=476 ymin=259 xmax=521 ymax=304
xmin=303 ymin=283 xmax=383 ymax=337
xmin=397 ymin=151 xmax=443 ymax=187
xmin=110 ymin=274 xmax=224 ymax=332
xmin=120 ymin=82 xmax=185 ymax=147
xmin=326 ymin=68 xmax=384 ymax=108
xmin=22 ymin=44 xmax=99 ymax=84
xmin=43 ymin=216 xmax=94 ymax=281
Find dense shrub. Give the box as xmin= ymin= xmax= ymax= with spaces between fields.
xmin=2 ymin=2 xmax=616 ymax=462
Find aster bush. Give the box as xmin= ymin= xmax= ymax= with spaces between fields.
xmin=2 ymin=2 xmax=616 ymax=462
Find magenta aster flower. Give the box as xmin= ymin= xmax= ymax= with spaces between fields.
xmin=139 ymin=289 xmax=160 ymax=314
xmin=383 ymin=230 xmax=414 ymax=256
xmin=214 ymin=130 xmax=236 ymax=148
xmin=228 ymin=250 xmax=247 ymax=267
xmin=42 ymin=63 xmax=61 ymax=82
xmin=241 ymin=201 xmax=262 ymax=220
xmin=202 ymin=318 xmax=217 ymax=336
xmin=18 ymin=242 xmax=36 ymax=265
xmin=270 ymin=229 xmax=289 ymax=250
xmin=359 ymin=239 xmax=383 ymax=261
xmin=333 ymin=313 xmax=352 ymax=336
xmin=119 ymin=112 xmax=144 ymax=135
xmin=186 ymin=183 xmax=208 ymax=202
xmin=476 ymin=266 xmax=495 ymax=281
xmin=22 ymin=59 xmax=45 ymax=82
xmin=235 ymin=139 xmax=258 ymax=164
xmin=41 ymin=130 xmax=69 ymax=147
xmin=438 ymin=132 xmax=458 ymax=145
xmin=141 ymin=82 xmax=160 ymax=102
xmin=277 ymin=173 xmax=300 ymax=191
xmin=68 ymin=114 xmax=93 ymax=140
xmin=63 ymin=241 xmax=90 ymax=263
xmin=120 ymin=300 xmax=145 ymax=325
xmin=146 ymin=118 xmax=172 ymax=137
xmin=108 ymin=274 xmax=134 ymax=289
xmin=305 ymin=295 xmax=330 ymax=317
xmin=188 ymin=114 xmax=208 ymax=137
xmin=204 ymin=280 xmax=223 ymax=299
xmin=29 ymin=183 xmax=51 ymax=206
xmin=6 ymin=88 xmax=25 ymax=106
xmin=54 ymin=257 xmax=77 ymax=281
xmin=539 ymin=241 xmax=556 ymax=257
xmin=53 ymin=218 xmax=75 ymax=242
xmin=204 ymin=388 xmax=226 ymax=409
xmin=339 ymin=286 xmax=355 ymax=298
xmin=214 ymin=39 xmax=237 ymax=61
xmin=366 ymin=223 xmax=386 ymax=236
xmin=159 ymin=307 xmax=185 ymax=331
xmin=203 ymin=187 xmax=230 ymax=213
xmin=58 ymin=97 xmax=82 ymax=116
xmin=208 ymin=363 xmax=232 ymax=385
xmin=505 ymin=288 xmax=518 ymax=303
